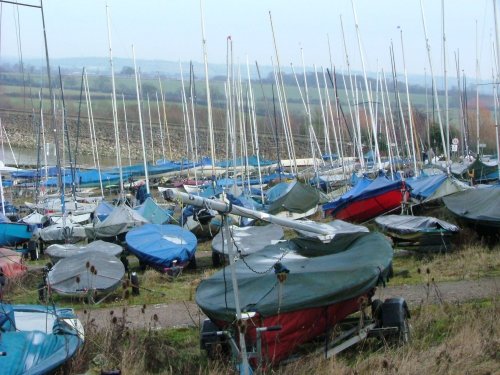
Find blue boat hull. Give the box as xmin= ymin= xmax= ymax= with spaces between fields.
xmin=0 ymin=222 xmax=33 ymax=246
xmin=0 ymin=304 xmax=83 ymax=375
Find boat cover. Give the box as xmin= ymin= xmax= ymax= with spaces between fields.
xmin=94 ymin=201 xmax=114 ymax=222
xmin=0 ymin=248 xmax=27 ymax=278
xmin=322 ymin=174 xmax=403 ymax=214
xmin=47 ymin=251 xmax=125 ymax=295
xmin=89 ymin=205 xmax=148 ymax=239
xmin=19 ymin=212 xmax=48 ymax=227
xmin=39 ymin=222 xmax=87 ymax=243
xmin=375 ymin=215 xmax=459 ymax=234
xmin=407 ymin=174 xmax=469 ymax=202
xmin=46 ymin=240 xmax=122 ymax=263
xmin=266 ymin=180 xmax=320 ymax=214
xmin=133 ymin=197 xmax=172 ymax=224
xmin=126 ymin=224 xmax=197 ymax=268
xmin=294 ymin=220 xmax=369 ymax=249
xmin=455 ymin=158 xmax=499 ymax=183
xmin=0 ymin=303 xmax=83 ymax=375
xmin=443 ymin=186 xmax=500 ymax=228
xmin=211 ymin=224 xmax=284 ymax=256
xmin=196 ymin=231 xmax=393 ymax=322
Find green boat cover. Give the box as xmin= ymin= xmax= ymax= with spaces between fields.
xmin=443 ymin=186 xmax=500 ymax=228
xmin=196 ymin=231 xmax=393 ymax=322
xmin=267 ymin=180 xmax=321 ymax=214
xmin=455 ymin=159 xmax=498 ymax=183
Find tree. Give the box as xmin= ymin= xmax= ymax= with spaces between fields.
xmin=120 ymin=66 xmax=135 ymax=76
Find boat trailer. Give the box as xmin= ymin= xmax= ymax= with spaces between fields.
xmin=200 ymin=297 xmax=410 ymax=372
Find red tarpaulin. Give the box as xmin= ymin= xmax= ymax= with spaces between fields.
xmin=0 ymin=247 xmax=27 ymax=278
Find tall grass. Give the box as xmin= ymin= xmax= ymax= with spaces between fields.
xmin=58 ymin=298 xmax=497 ymax=374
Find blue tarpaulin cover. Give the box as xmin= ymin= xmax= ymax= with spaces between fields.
xmin=406 ymin=174 xmax=447 ymax=201
xmin=322 ymin=174 xmax=402 ymax=214
xmin=126 ymin=224 xmax=197 ymax=268
xmin=0 ymin=304 xmax=82 ymax=375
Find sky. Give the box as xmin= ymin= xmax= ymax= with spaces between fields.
xmin=0 ymin=0 xmax=497 ymax=78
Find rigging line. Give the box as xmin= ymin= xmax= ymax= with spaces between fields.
xmin=0 ymin=0 xmax=40 ymax=8
xmin=0 ymin=4 xmax=2 ymax=60
xmin=14 ymin=1 xmax=27 ymax=109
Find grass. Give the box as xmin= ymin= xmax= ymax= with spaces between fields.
xmin=55 ymin=297 xmax=498 ymax=374
xmin=5 ymin=246 xmax=218 ymax=310
xmin=389 ymin=241 xmax=500 ymax=286
xmin=278 ymin=299 xmax=499 ymax=375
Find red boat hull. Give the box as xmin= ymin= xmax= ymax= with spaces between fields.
xmin=326 ymin=189 xmax=406 ymax=223
xmin=214 ymin=293 xmax=370 ymax=366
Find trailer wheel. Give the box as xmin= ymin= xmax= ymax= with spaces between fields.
xmin=380 ymin=298 xmax=411 ymax=345
xmin=212 ymin=251 xmax=225 ymax=267
xmin=371 ymin=299 xmax=383 ymax=323
xmin=186 ymin=256 xmax=197 ymax=270
xmin=200 ymin=319 xmax=229 ymax=360
xmin=399 ymin=314 xmax=411 ymax=344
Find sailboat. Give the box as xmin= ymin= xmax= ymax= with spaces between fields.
xmin=322 ymin=172 xmax=407 ymax=223
xmin=0 ymin=303 xmax=84 ymax=374
xmin=0 ymin=214 xmax=34 ymax=247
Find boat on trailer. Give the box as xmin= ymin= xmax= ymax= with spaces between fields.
xmin=164 ymin=189 xmax=410 ymax=370
xmin=196 ymin=230 xmax=394 ymax=365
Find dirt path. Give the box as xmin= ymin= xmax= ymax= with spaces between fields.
xmin=77 ymin=277 xmax=499 ymax=330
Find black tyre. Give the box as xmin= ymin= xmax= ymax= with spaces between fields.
xmin=186 ymin=256 xmax=197 ymax=270
xmin=212 ymin=251 xmax=222 ymax=267
xmin=371 ymin=299 xmax=383 ymax=323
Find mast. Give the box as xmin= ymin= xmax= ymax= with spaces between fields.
xmin=475 ymin=19 xmax=481 ymax=156
xmin=41 ymin=0 xmax=63 ymax=207
xmin=146 ymin=93 xmax=155 ymax=163
xmin=83 ymin=71 xmax=104 ymax=197
xmin=351 ymin=0 xmax=382 ymax=170
xmin=132 ymin=45 xmax=150 ymax=195
xmin=246 ymin=57 xmax=265 ymax=204
xmin=269 ymin=11 xmax=297 ymax=174
xmin=493 ymin=0 xmax=500 ymax=179
xmin=340 ymin=15 xmax=364 ymax=169
xmin=399 ymin=28 xmax=418 ymax=175
xmin=315 ymin=65 xmax=333 ymax=167
xmin=155 ymin=91 xmax=166 ymax=162
xmin=420 ymin=0 xmax=449 ymax=170
xmin=121 ymin=93 xmax=132 ymax=166
xmin=158 ymin=77 xmax=173 ymax=160
xmin=442 ymin=0 xmax=450 ymax=163
xmin=199 ymin=0 xmax=216 ymax=176
xmin=105 ymin=4 xmax=124 ymax=200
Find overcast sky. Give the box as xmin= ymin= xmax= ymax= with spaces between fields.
xmin=0 ymin=0 xmax=497 ymax=78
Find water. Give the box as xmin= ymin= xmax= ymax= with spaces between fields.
xmin=0 ymin=145 xmax=128 ymax=169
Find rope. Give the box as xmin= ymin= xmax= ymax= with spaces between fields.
xmin=229 ymin=224 xmax=289 ymax=275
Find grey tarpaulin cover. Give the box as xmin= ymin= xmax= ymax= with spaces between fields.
xmin=46 ymin=240 xmax=123 ymax=263
xmin=47 ymin=251 xmax=125 ymax=296
xmin=87 ymin=205 xmax=148 ymax=239
xmin=211 ymin=224 xmax=285 ymax=256
xmin=40 ymin=222 xmax=87 ymax=243
xmin=196 ymin=231 xmax=392 ymax=322
xmin=443 ymin=186 xmax=500 ymax=228
xmin=375 ymin=215 xmax=459 ymax=235
xmin=294 ymin=219 xmax=369 ymax=249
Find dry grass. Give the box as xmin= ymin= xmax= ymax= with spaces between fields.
xmin=391 ymin=242 xmax=500 ymax=285
xmin=279 ymin=299 xmax=499 ymax=375
xmin=58 ymin=298 xmax=498 ymax=374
